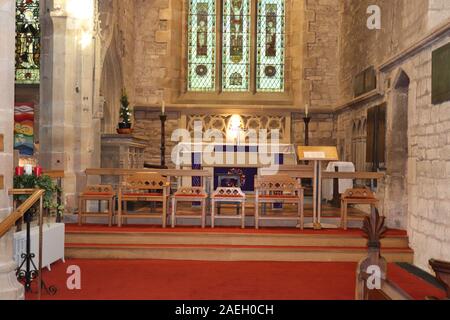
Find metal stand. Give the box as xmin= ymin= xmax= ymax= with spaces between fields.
xmin=16 ymin=199 xmax=57 ymax=297
xmin=304 ymin=159 xmax=338 ymax=230
xmin=303 ymin=117 xmax=311 ymax=146
xmin=160 ymin=114 xmax=168 ymax=169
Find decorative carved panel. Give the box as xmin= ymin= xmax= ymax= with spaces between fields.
xmin=186 ymin=114 xmax=286 ymax=140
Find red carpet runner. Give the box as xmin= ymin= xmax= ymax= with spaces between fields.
xmin=25 ymin=260 xmax=445 ymax=300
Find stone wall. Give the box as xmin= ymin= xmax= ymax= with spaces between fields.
xmin=133 ymin=110 xmax=180 ymax=167
xmin=396 ymin=36 xmax=450 ymax=270
xmin=292 ymin=113 xmax=336 ymax=147
xmin=134 ymin=0 xmax=171 ymax=106
xmin=338 ymin=0 xmax=429 ymax=103
xmin=336 ymin=1 xmax=450 ymax=270
xmin=303 ymin=0 xmax=340 ymax=110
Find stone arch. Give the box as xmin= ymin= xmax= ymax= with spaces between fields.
xmin=385 ymin=68 xmax=410 ymax=229
xmin=100 ymin=26 xmax=124 ymax=134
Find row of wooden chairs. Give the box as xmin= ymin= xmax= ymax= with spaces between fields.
xmin=78 ymin=173 xmax=305 ymax=229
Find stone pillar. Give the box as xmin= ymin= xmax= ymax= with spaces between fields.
xmin=0 ymin=0 xmax=25 ymax=300
xmin=40 ymin=0 xmax=101 ymax=211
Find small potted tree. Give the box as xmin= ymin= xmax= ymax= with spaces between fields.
xmin=117 ymin=89 xmax=133 ymax=134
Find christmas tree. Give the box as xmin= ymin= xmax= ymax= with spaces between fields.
xmin=119 ymin=89 xmax=132 ymax=126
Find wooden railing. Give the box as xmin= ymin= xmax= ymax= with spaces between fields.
xmin=0 ymin=189 xmax=44 ymax=238
xmin=1 ymin=188 xmax=46 ymax=300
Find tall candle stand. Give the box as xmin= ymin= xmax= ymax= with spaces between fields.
xmin=303 ymin=116 xmax=311 ymax=146
xmin=160 ymin=114 xmax=168 ymax=169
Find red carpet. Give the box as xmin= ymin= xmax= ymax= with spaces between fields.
xmin=25 ymin=259 xmax=445 ymax=300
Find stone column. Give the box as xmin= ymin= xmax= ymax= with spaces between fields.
xmin=40 ymin=0 xmax=101 ymax=211
xmin=0 ymin=0 xmax=25 ymax=300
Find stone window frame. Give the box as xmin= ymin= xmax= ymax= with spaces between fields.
xmin=178 ymin=0 xmax=293 ymax=106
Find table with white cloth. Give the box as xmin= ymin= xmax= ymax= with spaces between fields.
xmin=322 ymin=162 xmax=355 ymax=201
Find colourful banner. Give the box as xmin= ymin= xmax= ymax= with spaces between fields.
xmin=14 ymin=103 xmax=34 ymax=156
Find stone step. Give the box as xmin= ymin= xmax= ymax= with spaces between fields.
xmin=65 ymin=242 xmax=414 ymax=263
xmin=65 ymin=228 xmax=410 ymax=248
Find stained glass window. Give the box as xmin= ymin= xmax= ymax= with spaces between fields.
xmin=15 ymin=0 xmax=40 ymax=84
xmin=188 ymin=0 xmax=216 ymax=92
xmin=222 ymin=0 xmax=251 ymax=92
xmin=256 ymin=0 xmax=285 ymax=92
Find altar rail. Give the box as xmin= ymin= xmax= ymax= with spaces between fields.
xmin=277 ymin=165 xmax=385 ymax=181
xmin=85 ymin=168 xmax=213 ymax=191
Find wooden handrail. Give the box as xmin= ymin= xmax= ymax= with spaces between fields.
xmin=0 ymin=189 xmax=45 ymax=239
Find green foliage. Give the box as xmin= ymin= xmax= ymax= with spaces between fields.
xmin=119 ymin=88 xmax=132 ymax=125
xmin=13 ymin=175 xmax=64 ymax=216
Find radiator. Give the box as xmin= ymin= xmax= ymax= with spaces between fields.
xmin=13 ymin=223 xmax=65 ymax=271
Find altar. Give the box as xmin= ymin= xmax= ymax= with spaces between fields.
xmin=174 ymin=142 xmax=298 ymax=193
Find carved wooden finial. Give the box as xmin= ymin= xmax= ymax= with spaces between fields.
xmin=429 ymin=259 xmax=450 ymax=299
xmin=362 ymin=207 xmax=387 ymax=249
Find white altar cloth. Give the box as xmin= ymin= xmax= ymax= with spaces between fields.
xmin=322 ymin=162 xmax=355 ymax=201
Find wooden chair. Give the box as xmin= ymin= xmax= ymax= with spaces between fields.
xmin=341 ymin=187 xmax=379 ymax=230
xmin=254 ymin=175 xmax=304 ymax=230
xmin=118 ymin=173 xmax=170 ymax=227
xmin=211 ymin=187 xmax=246 ymax=229
xmin=171 ymin=186 xmax=208 ymax=228
xmin=78 ymin=185 xmax=115 ymax=226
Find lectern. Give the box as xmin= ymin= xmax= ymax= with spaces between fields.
xmin=298 ymin=146 xmax=339 ymax=229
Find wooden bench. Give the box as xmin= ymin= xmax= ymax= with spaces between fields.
xmin=171 ymin=187 xmax=208 ymax=228
xmin=341 ymin=187 xmax=379 ymax=230
xmin=118 ymin=173 xmax=170 ymax=227
xmin=428 ymin=259 xmax=450 ymax=299
xmin=78 ymin=185 xmax=115 ymax=226
xmin=254 ymin=175 xmax=304 ymax=229
xmin=211 ymin=187 xmax=246 ymax=229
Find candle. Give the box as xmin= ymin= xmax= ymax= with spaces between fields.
xmin=305 ymin=104 xmax=309 ymax=118
xmin=24 ymin=164 xmax=33 ymax=175
xmin=34 ymin=165 xmax=43 ymax=177
xmin=15 ymin=166 xmax=24 ymax=176
xmin=162 ymin=100 xmax=166 ymax=115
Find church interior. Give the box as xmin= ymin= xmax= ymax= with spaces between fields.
xmin=1 ymin=0 xmax=450 ymax=301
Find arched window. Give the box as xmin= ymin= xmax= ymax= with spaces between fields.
xmin=187 ymin=0 xmax=285 ymax=93
xmin=15 ymin=0 xmax=40 ymax=84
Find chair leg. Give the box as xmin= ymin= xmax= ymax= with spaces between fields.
xmin=162 ymin=199 xmax=167 ymax=228
xmin=298 ymin=200 xmax=303 ymax=230
xmin=340 ymin=201 xmax=344 ymax=229
xmin=118 ymin=197 xmax=122 ymax=227
xmin=108 ymin=199 xmax=112 ymax=227
xmin=171 ymin=199 xmax=176 ymax=228
xmin=343 ymin=202 xmax=348 ymax=230
xmin=201 ymin=199 xmax=206 ymax=228
xmin=211 ymin=201 xmax=215 ymax=228
xmin=255 ymin=200 xmax=259 ymax=230
xmin=241 ymin=201 xmax=245 ymax=229
xmin=78 ymin=198 xmax=83 ymax=226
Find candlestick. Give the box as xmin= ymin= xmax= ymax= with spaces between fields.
xmin=159 ymin=114 xmax=168 ymax=169
xmin=303 ymin=116 xmax=311 ymax=147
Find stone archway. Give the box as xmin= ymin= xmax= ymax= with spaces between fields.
xmin=100 ymin=27 xmax=124 ymax=134
xmin=385 ymin=69 xmax=410 ymax=228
